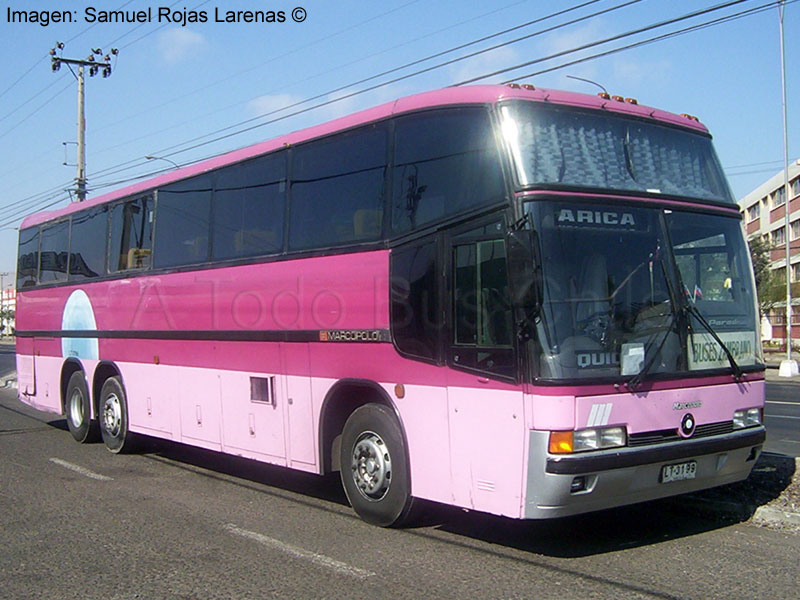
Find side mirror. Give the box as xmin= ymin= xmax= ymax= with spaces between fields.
xmin=506 ymin=229 xmax=541 ymax=311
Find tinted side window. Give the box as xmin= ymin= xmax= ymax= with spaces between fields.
xmin=155 ymin=175 xmax=212 ymax=268
xmin=392 ymin=109 xmax=506 ymax=233
xmin=290 ymin=125 xmax=386 ymax=251
xmin=110 ymin=196 xmax=153 ymax=272
xmin=453 ymin=239 xmax=512 ymax=347
xmin=69 ymin=207 xmax=107 ymax=280
xmin=38 ymin=221 xmax=70 ymax=284
xmin=390 ymin=239 xmax=441 ymax=362
xmin=17 ymin=227 xmax=40 ymax=288
xmin=213 ymin=153 xmax=286 ymax=260
xmin=450 ymin=233 xmax=515 ymax=379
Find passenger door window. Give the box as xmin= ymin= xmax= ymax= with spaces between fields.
xmin=449 ymin=222 xmax=515 ymax=379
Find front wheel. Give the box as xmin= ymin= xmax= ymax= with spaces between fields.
xmin=65 ymin=371 xmax=98 ymax=443
xmin=340 ymin=403 xmax=415 ymax=527
xmin=98 ymin=376 xmax=133 ymax=454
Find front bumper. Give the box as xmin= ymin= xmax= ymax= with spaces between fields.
xmin=524 ymin=426 xmax=765 ymax=519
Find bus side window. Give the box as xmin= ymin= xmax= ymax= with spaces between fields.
xmin=390 ymin=239 xmax=442 ymax=363
xmin=69 ymin=207 xmax=107 ymax=281
xmin=38 ymin=221 xmax=70 ymax=284
xmin=16 ymin=227 xmax=40 ymax=288
xmin=391 ymin=109 xmax=505 ymax=234
xmin=110 ymin=196 xmax=153 ymax=272
xmin=213 ymin=153 xmax=286 ymax=260
xmin=289 ymin=125 xmax=386 ymax=251
xmin=154 ymin=176 xmax=212 ymax=269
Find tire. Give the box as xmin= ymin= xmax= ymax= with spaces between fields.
xmin=339 ymin=403 xmax=415 ymax=527
xmin=65 ymin=371 xmax=98 ymax=443
xmin=98 ymin=376 xmax=133 ymax=454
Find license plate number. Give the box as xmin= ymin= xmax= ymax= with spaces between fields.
xmin=660 ymin=461 xmax=697 ymax=483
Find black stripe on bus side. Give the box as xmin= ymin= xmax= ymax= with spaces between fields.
xmin=14 ymin=329 xmax=392 ymax=343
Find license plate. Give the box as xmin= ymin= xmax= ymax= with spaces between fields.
xmin=660 ymin=460 xmax=697 ymax=483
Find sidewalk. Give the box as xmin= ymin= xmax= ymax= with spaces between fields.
xmin=0 ymin=338 xmax=16 ymax=388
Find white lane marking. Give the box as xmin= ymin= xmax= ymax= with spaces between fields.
xmin=765 ymin=400 xmax=800 ymax=406
xmin=225 ymin=524 xmax=375 ymax=580
xmin=765 ymin=414 xmax=800 ymax=420
xmin=49 ymin=458 xmax=113 ymax=481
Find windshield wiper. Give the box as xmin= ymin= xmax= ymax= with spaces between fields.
xmin=683 ymin=301 xmax=744 ymax=381
xmin=624 ymin=257 xmax=679 ymax=391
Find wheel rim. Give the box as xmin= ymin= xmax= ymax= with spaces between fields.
xmin=103 ymin=393 xmax=122 ymax=437
xmin=351 ymin=431 xmax=392 ymax=501
xmin=68 ymin=389 xmax=84 ymax=427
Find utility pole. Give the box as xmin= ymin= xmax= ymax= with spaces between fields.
xmin=0 ymin=272 xmax=8 ymax=338
xmin=50 ymin=43 xmax=118 ymax=202
xmin=778 ymin=2 xmax=798 ymax=377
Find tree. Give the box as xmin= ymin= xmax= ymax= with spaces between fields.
xmin=748 ymin=236 xmax=779 ymax=313
xmin=0 ymin=307 xmax=13 ymax=335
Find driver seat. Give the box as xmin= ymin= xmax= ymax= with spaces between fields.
xmin=575 ymin=253 xmax=611 ymax=325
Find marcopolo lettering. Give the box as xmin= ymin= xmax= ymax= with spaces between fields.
xmin=319 ymin=330 xmax=389 ymax=343
xmin=557 ymin=209 xmax=636 ymax=227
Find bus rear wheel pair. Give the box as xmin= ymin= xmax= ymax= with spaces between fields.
xmin=64 ymin=372 xmax=133 ymax=454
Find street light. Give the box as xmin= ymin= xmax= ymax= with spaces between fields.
xmin=145 ymin=155 xmax=180 ymax=169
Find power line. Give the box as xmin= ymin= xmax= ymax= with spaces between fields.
xmin=498 ymin=0 xmax=791 ymax=83
xmin=0 ymin=0 xmax=137 ymax=122
xmin=87 ymin=0 xmax=643 ymax=183
xmin=92 ymin=0 xmax=424 ymax=136
xmin=90 ymin=0 xmax=538 ymax=154
xmin=0 ymin=81 xmax=74 ymax=141
xmin=2 ymin=0 xmax=787 ymax=223
xmin=454 ymin=0 xmax=755 ymax=85
xmin=89 ymin=0 xmax=784 ymax=193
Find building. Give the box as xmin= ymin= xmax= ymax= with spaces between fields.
xmin=737 ymin=158 xmax=800 ymax=345
xmin=0 ymin=287 xmax=15 ymax=336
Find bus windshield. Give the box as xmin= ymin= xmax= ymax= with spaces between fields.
xmin=500 ymin=101 xmax=735 ymax=205
xmin=523 ymin=201 xmax=761 ymax=381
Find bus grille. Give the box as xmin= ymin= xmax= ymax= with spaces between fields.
xmin=627 ymin=421 xmax=734 ymax=447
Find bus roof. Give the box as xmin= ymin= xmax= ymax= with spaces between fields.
xmin=21 ymin=84 xmax=709 ymax=229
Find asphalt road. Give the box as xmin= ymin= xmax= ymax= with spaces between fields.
xmin=1 ymin=348 xmax=800 ymax=599
xmin=763 ymin=372 xmax=800 ymax=457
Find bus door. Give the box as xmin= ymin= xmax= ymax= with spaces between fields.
xmin=445 ymin=219 xmax=526 ymax=516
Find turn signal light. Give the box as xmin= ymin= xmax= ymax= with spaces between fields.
xmin=549 ymin=427 xmax=627 ymax=454
xmin=549 ymin=431 xmax=574 ymax=453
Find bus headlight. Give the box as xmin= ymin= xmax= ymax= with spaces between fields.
xmin=549 ymin=426 xmax=627 ymax=454
xmin=733 ymin=408 xmax=762 ymax=429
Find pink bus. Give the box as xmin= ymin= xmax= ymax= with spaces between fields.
xmin=15 ymin=84 xmax=765 ymax=526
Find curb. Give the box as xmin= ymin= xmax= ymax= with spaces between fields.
xmin=752 ymin=506 xmax=800 ymax=527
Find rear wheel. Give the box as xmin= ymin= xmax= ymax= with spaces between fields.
xmin=65 ymin=371 xmax=98 ymax=443
xmin=340 ymin=403 xmax=415 ymax=527
xmin=99 ymin=376 xmax=133 ymax=453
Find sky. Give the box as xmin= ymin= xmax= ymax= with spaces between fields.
xmin=0 ymin=0 xmax=798 ymax=281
